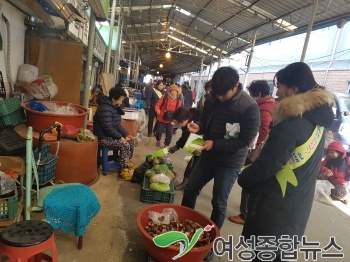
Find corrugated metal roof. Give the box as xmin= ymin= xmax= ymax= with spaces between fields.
xmin=117 ymin=0 xmax=350 ymax=75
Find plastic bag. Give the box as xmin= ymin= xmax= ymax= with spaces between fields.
xmin=0 ymin=171 xmax=16 ymax=196
xmin=165 ymin=170 xmax=175 ymax=180
xmin=138 ymin=109 xmax=147 ymax=132
xmin=40 ymin=75 xmax=58 ymax=99
xmin=148 ymin=156 xmax=170 ymax=166
xmin=145 ymin=164 xmax=170 ymax=178
xmin=41 ymin=101 xmax=59 ymax=112
xmin=29 ymin=101 xmax=49 ymax=112
xmin=153 ymin=164 xmax=170 ymax=174
xmin=41 ymin=102 xmax=79 ymax=115
xmin=76 ymin=128 xmax=95 ymax=142
xmin=148 ymin=208 xmax=178 ymax=225
xmin=55 ymin=103 xmax=78 ymax=115
xmin=131 ymin=161 xmax=152 ymax=183
xmin=150 ymin=173 xmax=171 ymax=184
xmin=145 ymin=169 xmax=156 ymax=178
xmin=314 ymin=180 xmax=335 ymax=206
xmin=14 ymin=81 xmax=50 ymax=101
xmin=150 ymin=182 xmax=170 ymax=192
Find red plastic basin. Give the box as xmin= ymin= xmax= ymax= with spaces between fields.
xmin=136 ymin=203 xmax=220 ymax=262
xmin=23 ymin=101 xmax=88 ymax=132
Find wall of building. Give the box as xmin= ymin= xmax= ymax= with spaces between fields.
xmin=321 ymin=70 xmax=350 ymax=93
xmin=0 ymin=1 xmax=26 ymax=96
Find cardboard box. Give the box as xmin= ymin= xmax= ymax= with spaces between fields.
xmin=122 ymin=108 xmax=139 ymax=120
xmin=121 ymin=119 xmax=138 ymax=137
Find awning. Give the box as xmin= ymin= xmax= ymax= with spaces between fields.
xmin=65 ymin=3 xmax=87 ymax=24
xmin=43 ymin=0 xmax=87 ymax=24
xmin=9 ymin=0 xmax=87 ymax=27
xmin=120 ymin=0 xmax=350 ymax=75
xmin=88 ymin=0 xmax=108 ymax=22
xmin=8 ymin=0 xmax=55 ymax=27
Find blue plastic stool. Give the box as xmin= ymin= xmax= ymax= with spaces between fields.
xmin=130 ymin=103 xmax=141 ymax=109
xmin=135 ymin=93 xmax=142 ymax=100
xmin=97 ymin=146 xmax=120 ymax=175
xmin=44 ymin=184 xmax=100 ymax=250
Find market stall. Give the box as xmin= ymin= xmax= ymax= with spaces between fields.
xmin=15 ymin=124 xmax=98 ymax=185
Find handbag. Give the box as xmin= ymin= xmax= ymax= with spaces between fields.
xmin=244 ymin=143 xmax=263 ymax=165
xmin=163 ymin=110 xmax=174 ymax=120
xmin=161 ymin=95 xmax=179 ymax=121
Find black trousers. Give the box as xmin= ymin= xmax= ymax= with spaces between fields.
xmin=147 ymin=106 xmax=156 ymax=135
xmin=183 ymin=155 xmax=200 ymax=179
xmin=239 ymin=188 xmax=249 ymax=220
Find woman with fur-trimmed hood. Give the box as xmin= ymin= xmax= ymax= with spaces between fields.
xmin=238 ymin=62 xmax=334 ymax=261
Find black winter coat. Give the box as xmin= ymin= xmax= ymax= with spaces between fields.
xmin=182 ymin=87 xmax=193 ymax=109
xmin=175 ymin=108 xmax=200 ymax=149
xmin=238 ymin=88 xmax=334 ymax=240
xmin=197 ymin=89 xmax=260 ymax=168
xmin=93 ymin=96 xmax=129 ymax=140
xmin=146 ymin=87 xmax=166 ymax=108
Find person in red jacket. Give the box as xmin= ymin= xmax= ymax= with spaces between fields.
xmin=229 ymin=80 xmax=276 ymax=225
xmin=154 ymin=84 xmax=182 ymax=147
xmin=318 ymin=141 xmax=350 ymax=205
xmin=248 ymin=80 xmax=276 ymax=145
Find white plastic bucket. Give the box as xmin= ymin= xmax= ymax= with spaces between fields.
xmin=17 ymin=64 xmax=39 ymax=82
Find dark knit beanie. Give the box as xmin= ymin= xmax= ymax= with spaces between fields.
xmin=275 ymin=62 xmax=317 ymax=93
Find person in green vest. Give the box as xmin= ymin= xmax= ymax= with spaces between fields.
xmin=146 ymin=80 xmax=166 ymax=137
xmin=196 ymin=80 xmax=212 ymax=113
xmin=237 ymin=62 xmax=335 ymax=262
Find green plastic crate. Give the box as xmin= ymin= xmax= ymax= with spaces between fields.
xmin=140 ymin=176 xmax=175 ymax=204
xmin=0 ymin=191 xmax=18 ymax=220
xmin=0 ymin=109 xmax=26 ymax=128
xmin=0 ymin=97 xmax=22 ymax=116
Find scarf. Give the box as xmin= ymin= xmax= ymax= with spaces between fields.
xmin=326 ymin=156 xmax=348 ymax=172
xmin=168 ymin=93 xmax=177 ymax=100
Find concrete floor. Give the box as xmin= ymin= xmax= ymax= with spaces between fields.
xmin=32 ymin=132 xmax=350 ymax=262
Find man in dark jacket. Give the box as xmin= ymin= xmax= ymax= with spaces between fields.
xmin=182 ymin=67 xmax=260 ymax=228
xmin=181 ymin=82 xmax=193 ymax=109
xmin=238 ymin=62 xmax=334 ymax=262
xmin=183 ymin=67 xmax=260 ymax=261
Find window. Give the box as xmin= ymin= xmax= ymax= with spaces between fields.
xmin=266 ymin=80 xmax=275 ymax=97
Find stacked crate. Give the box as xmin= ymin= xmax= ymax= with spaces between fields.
xmin=0 ymin=96 xmax=26 ymax=130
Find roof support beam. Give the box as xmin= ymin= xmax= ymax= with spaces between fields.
xmin=116 ymin=5 xmax=172 ymax=12
xmin=300 ymin=0 xmax=319 ymax=62
xmin=197 ymin=0 xmax=263 ymax=49
xmin=224 ymin=1 xmax=316 ymax=56
xmin=243 ymin=29 xmax=258 ymax=90
xmin=106 ymin=0 xmax=117 ymax=73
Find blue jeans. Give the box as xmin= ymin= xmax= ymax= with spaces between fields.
xmin=181 ymin=157 xmax=240 ymax=229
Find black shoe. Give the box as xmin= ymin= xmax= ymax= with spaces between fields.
xmin=203 ymin=249 xmax=213 ymax=261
